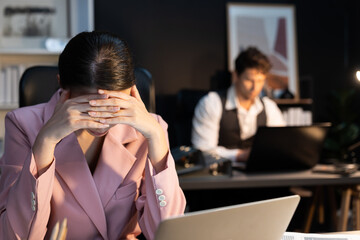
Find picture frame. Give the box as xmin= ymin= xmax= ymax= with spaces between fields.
xmin=0 ymin=0 xmax=94 ymax=51
xmin=227 ymin=3 xmax=299 ymax=99
xmin=68 ymin=0 xmax=94 ymax=38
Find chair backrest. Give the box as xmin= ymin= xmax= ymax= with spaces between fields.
xmin=19 ymin=66 xmax=60 ymax=107
xmin=134 ymin=67 xmax=156 ymax=113
xmin=174 ymin=89 xmax=208 ymax=146
xmin=19 ymin=66 xmax=155 ymax=112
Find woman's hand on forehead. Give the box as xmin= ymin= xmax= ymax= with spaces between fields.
xmin=69 ymin=92 xmax=109 ymax=103
xmin=87 ymin=86 xmax=152 ymax=134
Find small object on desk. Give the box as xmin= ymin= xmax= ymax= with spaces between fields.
xmin=172 ymin=146 xmax=232 ymax=177
xmin=335 ymin=163 xmax=358 ymax=176
xmin=171 ymin=146 xmax=204 ymax=175
xmin=202 ymin=151 xmax=232 ymax=176
xmin=312 ymin=164 xmax=358 ymax=176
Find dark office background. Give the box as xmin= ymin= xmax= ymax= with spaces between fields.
xmin=94 ymin=2 xmax=360 ymax=231
xmin=95 ymin=0 xmax=360 ymax=143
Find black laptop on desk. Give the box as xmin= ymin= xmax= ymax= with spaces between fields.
xmin=235 ymin=124 xmax=331 ymax=172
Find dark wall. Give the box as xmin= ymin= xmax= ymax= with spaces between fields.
xmin=95 ymin=0 xmax=360 ymax=122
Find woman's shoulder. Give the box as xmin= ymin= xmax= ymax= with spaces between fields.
xmin=6 ymin=103 xmax=47 ymax=130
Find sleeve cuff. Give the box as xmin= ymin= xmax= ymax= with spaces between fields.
xmin=7 ymin=152 xmax=55 ymax=239
xmin=215 ymin=147 xmax=238 ymax=162
xmin=149 ymin=151 xmax=170 ymax=176
xmin=29 ymin=154 xmax=55 ymax=179
xmin=146 ymin=151 xmax=180 ymax=206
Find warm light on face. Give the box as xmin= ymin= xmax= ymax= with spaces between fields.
xmin=357 ymin=71 xmax=360 ymax=82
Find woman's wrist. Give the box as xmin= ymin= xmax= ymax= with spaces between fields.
xmin=33 ymin=130 xmax=58 ymax=175
xmin=146 ymin=124 xmax=169 ymax=173
xmin=146 ymin=123 xmax=164 ymax=141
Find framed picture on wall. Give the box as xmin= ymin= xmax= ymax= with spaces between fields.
xmin=227 ymin=3 xmax=298 ymax=99
xmin=0 ymin=0 xmax=94 ymax=51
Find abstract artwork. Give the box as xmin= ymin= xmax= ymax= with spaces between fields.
xmin=227 ymin=3 xmax=298 ymax=98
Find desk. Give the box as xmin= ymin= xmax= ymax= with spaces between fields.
xmin=334 ymin=231 xmax=360 ymax=235
xmin=179 ymin=165 xmax=360 ymax=232
xmin=179 ymin=166 xmax=360 ymax=190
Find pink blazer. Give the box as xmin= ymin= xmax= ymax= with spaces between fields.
xmin=0 ymin=91 xmax=186 ymax=240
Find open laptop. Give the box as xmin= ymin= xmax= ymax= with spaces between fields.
xmin=155 ymin=195 xmax=300 ymax=240
xmin=236 ymin=124 xmax=330 ymax=172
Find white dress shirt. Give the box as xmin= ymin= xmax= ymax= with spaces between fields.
xmin=191 ymin=85 xmax=286 ymax=161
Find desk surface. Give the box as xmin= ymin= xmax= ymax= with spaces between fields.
xmin=179 ymin=165 xmax=360 ymax=190
xmin=334 ymin=231 xmax=360 ymax=235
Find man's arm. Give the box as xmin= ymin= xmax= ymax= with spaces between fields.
xmin=263 ymin=97 xmax=286 ymax=127
xmin=191 ymin=92 xmax=241 ymax=161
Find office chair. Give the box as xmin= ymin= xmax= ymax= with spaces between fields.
xmin=134 ymin=67 xmax=156 ymax=113
xmin=19 ymin=66 xmax=60 ymax=107
xmin=173 ymin=89 xmax=208 ymax=146
xmin=19 ymin=66 xmax=155 ymax=112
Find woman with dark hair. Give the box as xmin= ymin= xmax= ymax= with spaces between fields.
xmin=0 ymin=31 xmax=186 ymax=240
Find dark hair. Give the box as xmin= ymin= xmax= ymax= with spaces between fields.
xmin=58 ymin=31 xmax=135 ymax=91
xmin=235 ymin=47 xmax=272 ymax=76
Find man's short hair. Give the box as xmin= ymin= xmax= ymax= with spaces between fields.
xmin=235 ymin=47 xmax=272 ymax=76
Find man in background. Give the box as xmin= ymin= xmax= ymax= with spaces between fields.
xmin=192 ymin=47 xmax=285 ymax=162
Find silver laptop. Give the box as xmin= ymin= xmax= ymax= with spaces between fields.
xmin=155 ymin=195 xmax=300 ymax=240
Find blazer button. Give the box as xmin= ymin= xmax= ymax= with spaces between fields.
xmin=158 ymin=195 xmax=166 ymax=201
xmin=31 ymin=198 xmax=36 ymax=212
xmin=159 ymin=201 xmax=167 ymax=207
xmin=155 ymin=189 xmax=163 ymax=195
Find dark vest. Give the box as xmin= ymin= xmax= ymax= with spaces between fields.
xmin=217 ymin=90 xmax=267 ymax=149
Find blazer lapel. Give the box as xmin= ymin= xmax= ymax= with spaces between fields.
xmin=93 ymin=124 xmax=138 ymax=207
xmin=55 ymin=133 xmax=108 ymax=240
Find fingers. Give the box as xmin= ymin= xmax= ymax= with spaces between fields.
xmin=130 ymin=85 xmax=142 ymax=101
xmin=57 ymin=92 xmax=109 ymax=112
xmin=74 ymin=119 xmax=110 ymax=129
xmin=70 ymin=93 xmax=109 ymax=103
xmin=98 ymin=89 xmax=131 ymax=100
xmin=70 ymin=103 xmax=120 ymax=113
xmin=87 ymin=105 xmax=120 ymax=112
xmin=93 ymin=88 xmax=146 ymax=109
xmin=74 ymin=113 xmax=98 ymax=120
xmin=99 ymin=86 xmax=143 ymax=103
xmin=89 ymin=98 xmax=131 ymax=108
xmin=99 ymin=116 xmax=131 ymax=125
xmin=130 ymin=86 xmax=147 ymax=109
xmin=58 ymin=89 xmax=146 ymax=131
xmin=64 ymin=112 xmax=109 ymax=128
xmin=88 ymin=109 xmax=132 ymax=118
